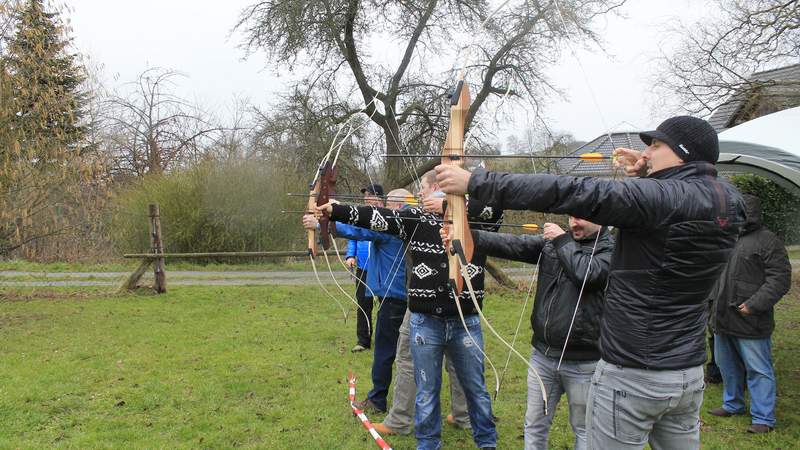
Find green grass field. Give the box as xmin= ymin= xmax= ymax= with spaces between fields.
xmin=1 ymin=279 xmax=799 ymax=449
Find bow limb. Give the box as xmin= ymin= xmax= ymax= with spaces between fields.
xmin=443 ymin=77 xmax=474 ymax=295
xmin=307 ymin=180 xmax=321 ymax=257
xmin=496 ymin=251 xmax=542 ymax=400
xmin=325 ymin=240 xmax=372 ymax=337
xmin=306 ymin=158 xmax=350 ymax=321
xmin=309 ymin=252 xmax=348 ymax=322
xmin=451 ymin=283 xmax=500 ymax=399
xmin=496 ymin=150 xmax=546 ymax=400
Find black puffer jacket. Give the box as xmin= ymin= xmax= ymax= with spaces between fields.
xmin=473 ymin=228 xmax=614 ymax=361
xmin=468 ymin=162 xmax=746 ymax=370
xmin=712 ymin=194 xmax=792 ymax=338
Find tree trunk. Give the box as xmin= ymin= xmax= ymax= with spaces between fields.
xmin=383 ymin=121 xmax=405 ymax=188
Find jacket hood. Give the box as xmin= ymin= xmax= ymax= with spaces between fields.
xmin=742 ymin=194 xmax=763 ymax=233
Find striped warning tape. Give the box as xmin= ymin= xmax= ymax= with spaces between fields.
xmin=348 ymin=371 xmax=393 ymax=450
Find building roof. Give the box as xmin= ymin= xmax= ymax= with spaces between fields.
xmin=556 ymin=131 xmax=646 ymax=176
xmin=707 ymin=63 xmax=800 ymax=132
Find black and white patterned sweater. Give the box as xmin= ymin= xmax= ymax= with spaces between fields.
xmin=329 ymin=200 xmax=502 ymax=317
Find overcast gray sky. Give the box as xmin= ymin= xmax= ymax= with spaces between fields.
xmin=67 ymin=0 xmax=713 ymax=143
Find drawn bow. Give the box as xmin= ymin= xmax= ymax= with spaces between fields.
xmin=441 ymin=72 xmax=550 ymax=414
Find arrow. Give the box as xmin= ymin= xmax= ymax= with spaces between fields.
xmin=382 ymin=152 xmax=609 ymax=162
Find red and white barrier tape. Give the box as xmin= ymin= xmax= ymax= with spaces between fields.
xmin=348 ymin=371 xmax=393 ymax=450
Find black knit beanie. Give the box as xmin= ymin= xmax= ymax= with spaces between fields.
xmin=639 ymin=116 xmax=719 ymax=164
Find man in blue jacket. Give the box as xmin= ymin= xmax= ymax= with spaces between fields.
xmin=303 ymin=188 xmax=410 ymax=413
xmin=346 ymin=184 xmax=385 ymax=352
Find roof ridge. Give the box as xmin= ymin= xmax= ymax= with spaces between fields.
xmin=750 ymin=63 xmax=800 ymax=79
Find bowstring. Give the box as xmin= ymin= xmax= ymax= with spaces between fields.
xmin=549 ymin=0 xmax=621 ymax=371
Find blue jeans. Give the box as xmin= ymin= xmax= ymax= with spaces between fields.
xmin=714 ymin=333 xmax=776 ymax=427
xmin=409 ymin=312 xmax=496 ymax=450
xmin=366 ymin=297 xmax=406 ymax=410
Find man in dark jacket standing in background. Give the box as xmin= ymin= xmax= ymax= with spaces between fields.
xmin=346 ymin=184 xmax=385 ymax=352
xmin=435 ymin=116 xmax=746 ymax=449
xmin=709 ymin=194 xmax=792 ymax=433
xmin=470 ymin=217 xmax=613 ymax=450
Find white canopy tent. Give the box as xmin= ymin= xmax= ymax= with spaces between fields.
xmin=717 ymin=107 xmax=800 ymax=194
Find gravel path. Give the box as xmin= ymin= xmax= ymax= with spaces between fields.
xmin=1 ymin=263 xmax=797 ymax=288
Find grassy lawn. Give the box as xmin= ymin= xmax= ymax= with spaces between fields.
xmin=1 ymin=279 xmax=799 ymax=449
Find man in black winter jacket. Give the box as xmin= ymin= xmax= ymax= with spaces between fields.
xmin=708 ymin=194 xmax=791 ymax=433
xmin=470 ymin=217 xmax=613 ymax=450
xmin=435 ymin=116 xmax=746 ymax=450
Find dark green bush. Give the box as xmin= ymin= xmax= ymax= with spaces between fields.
xmin=730 ymin=174 xmax=800 ymax=244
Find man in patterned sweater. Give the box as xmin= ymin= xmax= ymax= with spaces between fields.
xmin=316 ymin=170 xmax=502 ymax=450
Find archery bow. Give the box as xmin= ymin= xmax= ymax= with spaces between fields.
xmin=306 ymin=157 xmax=349 ymax=322
xmin=441 ymin=77 xmax=474 ymax=296
xmin=441 ymin=46 xmax=549 ymax=415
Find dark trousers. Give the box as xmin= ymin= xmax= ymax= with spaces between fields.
xmin=707 ymin=332 xmax=721 ymax=380
xmin=367 ymin=296 xmax=407 ymax=410
xmin=355 ymin=268 xmax=374 ymax=347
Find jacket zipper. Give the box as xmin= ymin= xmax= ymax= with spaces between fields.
xmin=543 ymin=266 xmax=563 ymax=355
xmin=613 ymin=389 xmax=618 ymax=437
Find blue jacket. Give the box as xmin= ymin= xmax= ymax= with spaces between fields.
xmin=336 ymin=222 xmax=406 ymax=301
xmin=345 ymin=239 xmax=371 ymax=270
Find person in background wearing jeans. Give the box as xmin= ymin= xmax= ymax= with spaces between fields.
xmin=463 ymin=216 xmax=613 ymax=450
xmin=346 ymin=183 xmax=385 ymax=352
xmin=435 ymin=116 xmax=746 ymax=449
xmin=317 ymin=169 xmax=504 ymax=450
xmin=374 ymin=173 xmax=471 ymax=437
xmin=304 ymin=188 xmax=409 ymax=414
xmin=708 ymin=194 xmax=791 ymax=433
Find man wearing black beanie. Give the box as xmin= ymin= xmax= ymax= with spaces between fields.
xmin=435 ymin=116 xmax=747 ymax=450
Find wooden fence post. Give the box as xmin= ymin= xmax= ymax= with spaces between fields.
xmin=119 ymin=259 xmax=151 ymax=292
xmin=149 ymin=203 xmax=167 ymax=293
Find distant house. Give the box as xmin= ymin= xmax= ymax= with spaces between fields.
xmin=556 ymin=131 xmax=646 ymax=177
xmin=708 ymin=63 xmax=800 ymax=132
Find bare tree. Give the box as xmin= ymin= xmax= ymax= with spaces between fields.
xmin=248 ymin=88 xmax=378 ymax=194
xmin=236 ymin=0 xmax=625 ymax=187
xmin=207 ymin=96 xmax=256 ymax=162
xmin=101 ymin=68 xmax=225 ymax=178
xmin=654 ymin=0 xmax=800 ymax=117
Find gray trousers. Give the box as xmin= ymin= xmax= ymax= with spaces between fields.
xmin=525 ymin=349 xmax=596 ymax=450
xmin=382 ymin=309 xmax=470 ymax=434
xmin=586 ymin=359 xmax=705 ymax=450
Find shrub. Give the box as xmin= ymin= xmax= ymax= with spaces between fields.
xmin=108 ymin=160 xmax=306 ymax=255
xmin=730 ymin=174 xmax=800 ymax=244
